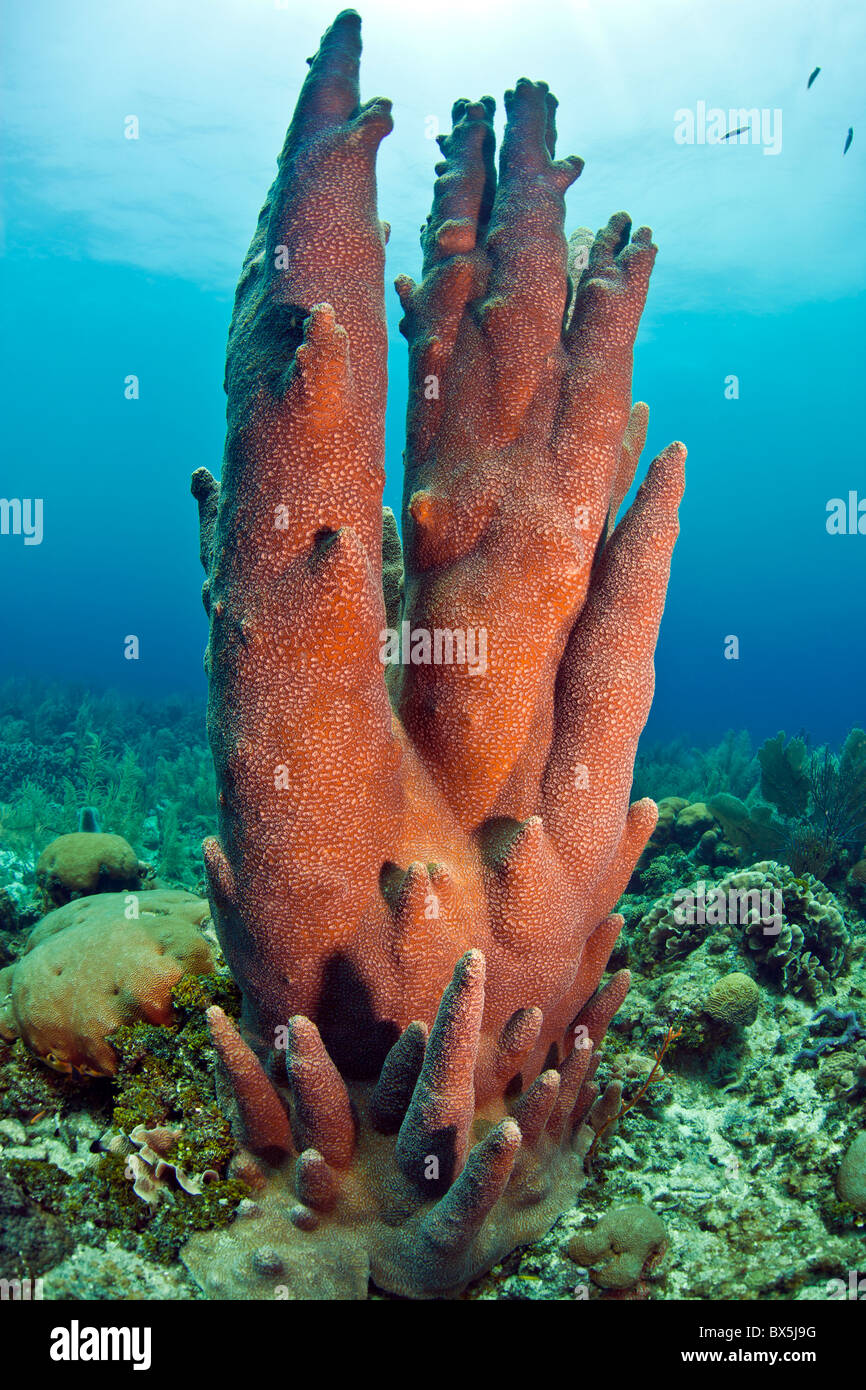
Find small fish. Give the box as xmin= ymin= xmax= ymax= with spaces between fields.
xmin=723 ymin=124 xmax=750 ymax=141
xmin=807 ymin=66 xmax=821 ymax=89
xmin=843 ymin=127 xmax=853 ymax=155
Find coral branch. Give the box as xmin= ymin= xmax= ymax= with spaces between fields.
xmin=396 ymin=950 xmax=485 ymax=1193
xmin=206 ymin=1005 xmax=293 ymax=1160
xmin=285 ymin=1016 xmax=356 ymax=1168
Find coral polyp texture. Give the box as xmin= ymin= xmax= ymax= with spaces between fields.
xmin=186 ymin=9 xmax=685 ymax=1298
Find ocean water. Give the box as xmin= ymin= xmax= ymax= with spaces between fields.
xmin=1 ymin=0 xmax=862 ymax=744
xmin=1 ymin=0 xmax=865 ymax=1326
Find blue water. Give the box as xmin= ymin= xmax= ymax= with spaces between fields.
xmin=1 ymin=0 xmax=863 ymax=747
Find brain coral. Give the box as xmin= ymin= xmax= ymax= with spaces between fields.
xmin=568 ymin=1202 xmax=667 ymax=1291
xmin=36 ymin=831 xmax=146 ymax=907
xmin=0 ymin=890 xmax=214 ymax=1075
xmin=703 ymin=972 xmax=761 ymax=1028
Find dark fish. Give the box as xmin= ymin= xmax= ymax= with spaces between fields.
xmin=723 ymin=124 xmax=750 ymax=141
xmin=807 ymin=66 xmax=821 ymax=88
xmin=844 ymin=127 xmax=853 ymax=154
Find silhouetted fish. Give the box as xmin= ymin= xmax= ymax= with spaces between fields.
xmin=844 ymin=127 xmax=853 ymax=154
xmin=807 ymin=66 xmax=821 ymax=88
xmin=723 ymin=125 xmax=750 ymax=141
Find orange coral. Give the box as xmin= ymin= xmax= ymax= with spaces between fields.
xmin=187 ymin=10 xmax=685 ymax=1298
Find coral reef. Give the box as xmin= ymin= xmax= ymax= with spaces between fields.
xmin=632 ymin=728 xmax=866 ymax=895
xmin=736 ymin=866 xmax=849 ymax=995
xmin=0 ymin=966 xmax=246 ymax=1279
xmin=836 ymin=1132 xmax=866 ymax=1211
xmin=185 ymin=10 xmax=684 ymax=1298
xmin=636 ymin=861 xmax=849 ymax=999
xmin=632 ymin=729 xmax=758 ymax=805
xmin=0 ymin=1163 xmax=75 ymax=1277
xmin=709 ymin=730 xmax=866 ymax=884
xmin=0 ymin=676 xmax=216 ymax=886
xmin=185 ymin=955 xmax=628 ymax=1298
xmin=3 ymin=9 xmax=861 ymax=1313
xmin=1 ymin=682 xmax=864 ymax=1298
xmin=794 ymin=1005 xmax=866 ymax=1065
xmin=758 ymin=732 xmax=810 ymax=818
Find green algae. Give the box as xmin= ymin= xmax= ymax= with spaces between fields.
xmin=4 ymin=1150 xmax=247 ymax=1263
xmin=1 ymin=968 xmax=246 ymax=1264
xmin=0 ymin=1037 xmax=95 ymax=1120
xmin=109 ymin=970 xmax=241 ymax=1171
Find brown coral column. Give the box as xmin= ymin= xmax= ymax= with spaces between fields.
xmin=195 ymin=11 xmax=685 ymax=1100
xmin=394 ymin=90 xmax=663 ymax=831
xmin=198 ymin=11 xmax=403 ymax=1049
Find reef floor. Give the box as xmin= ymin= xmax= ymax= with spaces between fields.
xmin=1 ymin=685 xmax=864 ymax=1300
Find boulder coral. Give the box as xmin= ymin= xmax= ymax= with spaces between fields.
xmin=185 ymin=11 xmax=685 ymax=1298
xmin=36 ymin=831 xmax=146 ymax=908
xmin=703 ymin=972 xmax=761 ymax=1029
xmin=568 ymin=1203 xmax=668 ymax=1292
xmin=0 ymin=890 xmax=214 ymax=1076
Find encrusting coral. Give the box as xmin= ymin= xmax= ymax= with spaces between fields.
xmin=185 ymin=10 xmax=685 ymax=1298
xmin=567 ymin=1202 xmax=668 ymax=1294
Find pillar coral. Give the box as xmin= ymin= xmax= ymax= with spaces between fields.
xmin=185 ymin=9 xmax=686 ymax=1299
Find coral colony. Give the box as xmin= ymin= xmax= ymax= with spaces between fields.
xmin=184 ymin=9 xmax=685 ymax=1297
xmin=4 ymin=9 xmax=866 ymax=1315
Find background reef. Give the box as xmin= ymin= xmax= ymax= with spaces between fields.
xmin=0 ymin=677 xmax=216 ymax=899
xmin=1 ymin=679 xmax=863 ymax=1300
